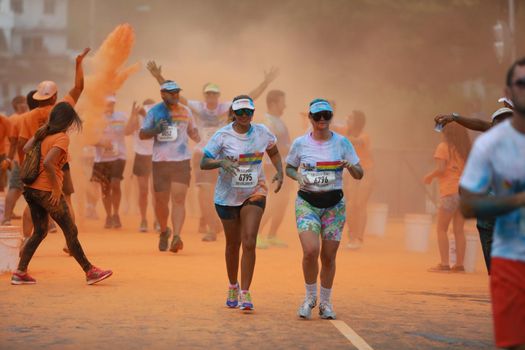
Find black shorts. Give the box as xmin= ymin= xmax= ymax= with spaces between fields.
xmin=133 ymin=153 xmax=152 ymax=177
xmin=192 ymin=152 xmax=217 ymax=185
xmin=91 ymin=159 xmax=126 ymax=185
xmin=152 ymin=160 xmax=191 ymax=192
xmin=215 ymin=196 xmax=266 ymax=220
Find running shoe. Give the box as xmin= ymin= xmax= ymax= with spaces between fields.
xmin=139 ymin=219 xmax=148 ymax=233
xmin=267 ymin=236 xmax=288 ymax=248
xmin=239 ymin=291 xmax=254 ymax=311
xmin=159 ymin=228 xmax=171 ymax=251
xmin=112 ymin=214 xmax=122 ymax=229
xmin=226 ymin=285 xmax=239 ymax=308
xmin=169 ymin=234 xmax=184 ymax=253
xmin=154 ymin=220 xmax=161 ymax=233
xmin=202 ymin=233 xmax=217 ymax=242
xmin=256 ymin=237 xmax=269 ymax=249
xmin=86 ymin=266 xmax=113 ymax=285
xmin=297 ymin=296 xmax=317 ymax=319
xmin=11 ymin=271 xmax=36 ymax=285
xmin=319 ymin=302 xmax=336 ymax=319
xmin=104 ymin=216 xmax=113 ymax=229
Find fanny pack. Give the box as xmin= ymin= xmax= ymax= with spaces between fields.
xmin=298 ymin=190 xmax=343 ymax=209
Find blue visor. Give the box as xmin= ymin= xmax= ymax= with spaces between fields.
xmin=309 ymin=100 xmax=333 ymax=114
xmin=161 ymin=81 xmax=181 ymax=92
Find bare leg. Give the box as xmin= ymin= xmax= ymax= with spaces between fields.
xmin=452 ymin=209 xmax=466 ymax=266
xmin=137 ymin=175 xmax=149 ymax=222
xmin=320 ymin=240 xmax=340 ymax=288
xmin=299 ymin=231 xmax=321 ymax=284
xmin=110 ymin=179 xmax=122 ymax=216
xmin=222 ymin=218 xmax=242 ymax=284
xmin=239 ymin=203 xmax=264 ymax=290
xmin=170 ymin=183 xmax=188 ymax=237
xmin=436 ymin=207 xmax=454 ymax=266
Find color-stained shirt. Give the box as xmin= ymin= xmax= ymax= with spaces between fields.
xmin=286 ymin=132 xmax=360 ymax=193
xmin=94 ymin=112 xmax=127 ymax=162
xmin=142 ymin=102 xmax=195 ymax=162
xmin=187 ymin=100 xmax=230 ymax=151
xmin=19 ymin=94 xmax=75 ymax=140
xmin=460 ymin=120 xmax=525 ymax=263
xmin=434 ymin=142 xmax=466 ymax=197
xmin=203 ymin=123 xmax=277 ymax=206
xmin=28 ymin=132 xmax=69 ymax=192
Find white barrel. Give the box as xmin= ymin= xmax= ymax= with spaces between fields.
xmin=0 ymin=225 xmax=21 ymax=273
xmin=0 ymin=193 xmax=5 ymax=222
xmin=366 ymin=203 xmax=389 ymax=237
xmin=404 ymin=214 xmax=432 ymax=252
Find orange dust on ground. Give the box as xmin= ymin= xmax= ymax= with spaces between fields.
xmin=0 ymin=209 xmax=492 ymax=349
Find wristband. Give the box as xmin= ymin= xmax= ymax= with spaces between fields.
xmin=452 ymin=112 xmax=459 ymax=121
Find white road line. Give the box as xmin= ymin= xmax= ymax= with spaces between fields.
xmin=330 ymin=320 xmax=374 ymax=350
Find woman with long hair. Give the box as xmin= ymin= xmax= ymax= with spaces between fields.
xmin=344 ymin=110 xmax=375 ymax=250
xmin=424 ymin=122 xmax=471 ymax=272
xmin=200 ymin=95 xmax=283 ymax=311
xmin=287 ymin=99 xmax=363 ymax=319
xmin=11 ymin=102 xmax=113 ymax=285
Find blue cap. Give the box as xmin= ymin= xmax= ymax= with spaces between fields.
xmin=309 ymin=100 xmax=333 ymax=114
xmin=160 ymin=80 xmax=182 ymax=92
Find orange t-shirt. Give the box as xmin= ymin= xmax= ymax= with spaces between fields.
xmin=433 ymin=142 xmax=465 ymax=197
xmin=0 ymin=114 xmax=11 ymax=155
xmin=28 ymin=132 xmax=69 ymax=192
xmin=353 ymin=132 xmax=374 ymax=170
xmin=19 ymin=94 xmax=75 ymax=141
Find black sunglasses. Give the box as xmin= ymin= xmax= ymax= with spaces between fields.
xmin=233 ymin=108 xmax=254 ymax=117
xmin=512 ymin=78 xmax=525 ymax=88
xmin=311 ymin=111 xmax=333 ymax=121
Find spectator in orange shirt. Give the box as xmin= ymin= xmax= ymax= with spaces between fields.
xmin=2 ymin=90 xmax=34 ymax=226
xmin=0 ymin=113 xmax=11 ymax=192
xmin=344 ymin=110 xmax=375 ymax=250
xmin=423 ymin=123 xmax=471 ymax=272
xmin=11 ymin=102 xmax=112 ymax=285
xmin=1 ymin=93 xmax=33 ymax=225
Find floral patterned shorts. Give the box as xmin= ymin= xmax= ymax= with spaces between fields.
xmin=295 ymin=196 xmax=346 ymax=241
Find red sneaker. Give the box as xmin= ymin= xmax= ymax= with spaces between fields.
xmin=86 ymin=266 xmax=113 ymax=285
xmin=11 ymin=271 xmax=36 ymax=285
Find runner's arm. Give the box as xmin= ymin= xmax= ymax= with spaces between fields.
xmin=423 ymin=159 xmax=446 ymax=184
xmin=69 ymin=48 xmax=90 ymax=103
xmin=43 ymin=147 xmax=65 ymax=206
xmin=146 ymin=60 xmax=190 ymax=106
xmin=248 ymin=67 xmax=279 ymax=100
xmin=266 ymin=145 xmax=283 ymax=193
xmin=343 ymin=161 xmax=363 ymax=179
xmin=124 ymin=102 xmax=141 ymax=136
xmin=460 ymin=187 xmax=525 ymax=218
xmin=434 ymin=114 xmax=491 ymax=132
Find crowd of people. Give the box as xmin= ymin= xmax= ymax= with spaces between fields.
xmin=0 ymin=46 xmax=523 ymax=348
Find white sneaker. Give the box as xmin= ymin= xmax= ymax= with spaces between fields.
xmin=319 ymin=302 xmax=336 ymax=319
xmin=298 ymin=296 xmax=317 ymax=319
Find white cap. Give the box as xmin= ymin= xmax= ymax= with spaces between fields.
xmin=491 ymin=107 xmax=513 ymax=121
xmin=231 ymin=98 xmax=255 ymax=111
xmin=33 ymin=81 xmax=58 ymax=101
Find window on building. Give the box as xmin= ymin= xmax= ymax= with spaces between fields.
xmin=10 ymin=0 xmax=22 ymax=14
xmin=22 ymin=36 xmax=46 ymax=54
xmin=43 ymin=0 xmax=55 ymax=14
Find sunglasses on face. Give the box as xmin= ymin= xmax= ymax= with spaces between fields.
xmin=512 ymin=78 xmax=525 ymax=88
xmin=311 ymin=111 xmax=333 ymax=121
xmin=233 ymin=108 xmax=254 ymax=117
